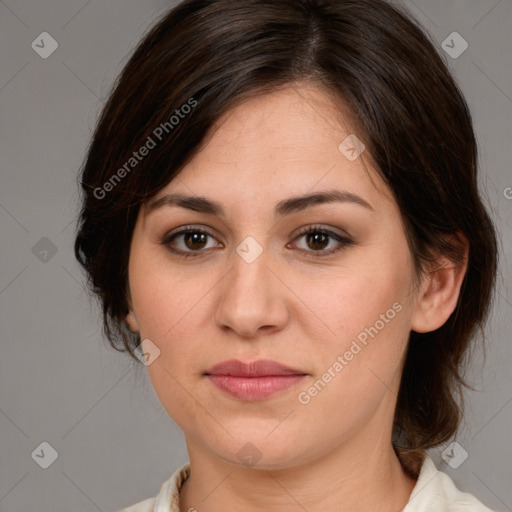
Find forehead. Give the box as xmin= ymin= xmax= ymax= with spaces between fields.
xmin=200 ymin=84 xmax=356 ymax=161
xmin=149 ymin=84 xmax=395 ymax=214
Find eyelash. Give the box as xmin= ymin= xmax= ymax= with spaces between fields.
xmin=161 ymin=224 xmax=353 ymax=259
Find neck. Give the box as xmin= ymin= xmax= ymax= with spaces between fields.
xmin=179 ymin=434 xmax=417 ymax=512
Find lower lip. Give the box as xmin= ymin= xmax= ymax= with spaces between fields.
xmin=207 ymin=374 xmax=305 ymax=401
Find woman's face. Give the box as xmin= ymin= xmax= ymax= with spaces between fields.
xmin=126 ymin=84 xmax=423 ymax=469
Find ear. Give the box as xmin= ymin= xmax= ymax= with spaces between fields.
xmin=125 ymin=309 xmax=139 ymax=332
xmin=124 ymin=291 xmax=140 ymax=333
xmin=411 ymin=233 xmax=469 ymax=334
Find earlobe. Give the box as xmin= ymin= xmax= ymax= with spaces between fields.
xmin=125 ymin=286 xmax=139 ymax=332
xmin=410 ymin=233 xmax=469 ymax=334
xmin=125 ymin=309 xmax=139 ymax=333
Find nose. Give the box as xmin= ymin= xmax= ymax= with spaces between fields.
xmin=214 ymin=244 xmax=289 ymax=338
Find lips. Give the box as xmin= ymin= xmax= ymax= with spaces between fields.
xmin=205 ymin=359 xmax=307 ymax=401
xmin=205 ymin=359 xmax=305 ymax=377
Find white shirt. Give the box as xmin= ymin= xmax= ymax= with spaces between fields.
xmin=118 ymin=455 xmax=495 ymax=512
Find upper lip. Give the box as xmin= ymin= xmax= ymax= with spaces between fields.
xmin=205 ymin=359 xmax=306 ymax=377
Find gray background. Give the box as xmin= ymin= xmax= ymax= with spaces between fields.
xmin=0 ymin=0 xmax=511 ymax=511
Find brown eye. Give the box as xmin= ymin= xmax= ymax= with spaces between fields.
xmin=161 ymin=226 xmax=222 ymax=257
xmin=183 ymin=232 xmax=208 ymax=250
xmin=290 ymin=226 xmax=353 ymax=257
xmin=305 ymin=232 xmax=330 ymax=251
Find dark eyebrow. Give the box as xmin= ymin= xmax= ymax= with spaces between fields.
xmin=146 ymin=189 xmax=374 ymax=217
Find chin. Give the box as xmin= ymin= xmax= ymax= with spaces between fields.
xmin=213 ymin=430 xmax=312 ymax=471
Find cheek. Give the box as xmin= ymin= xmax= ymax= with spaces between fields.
xmin=299 ymin=238 xmax=414 ymax=396
xmin=132 ymin=272 xmax=212 ymax=429
xmin=128 ymin=248 xmax=218 ymax=409
xmin=305 ymin=241 xmax=413 ymax=350
xmin=128 ymin=239 xmax=205 ymax=340
xmin=291 ymin=280 xmax=412 ymax=445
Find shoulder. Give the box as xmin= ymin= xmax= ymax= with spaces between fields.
xmin=117 ymin=463 xmax=191 ymax=512
xmin=404 ymin=454 xmax=495 ymax=512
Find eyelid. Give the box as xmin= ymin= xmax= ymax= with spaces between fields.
xmin=293 ymin=223 xmax=351 ymax=240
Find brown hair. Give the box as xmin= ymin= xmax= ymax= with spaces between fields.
xmin=74 ymin=0 xmax=498 ymax=476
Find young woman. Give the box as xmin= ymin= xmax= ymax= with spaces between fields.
xmin=74 ymin=1 xmax=498 ymax=510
